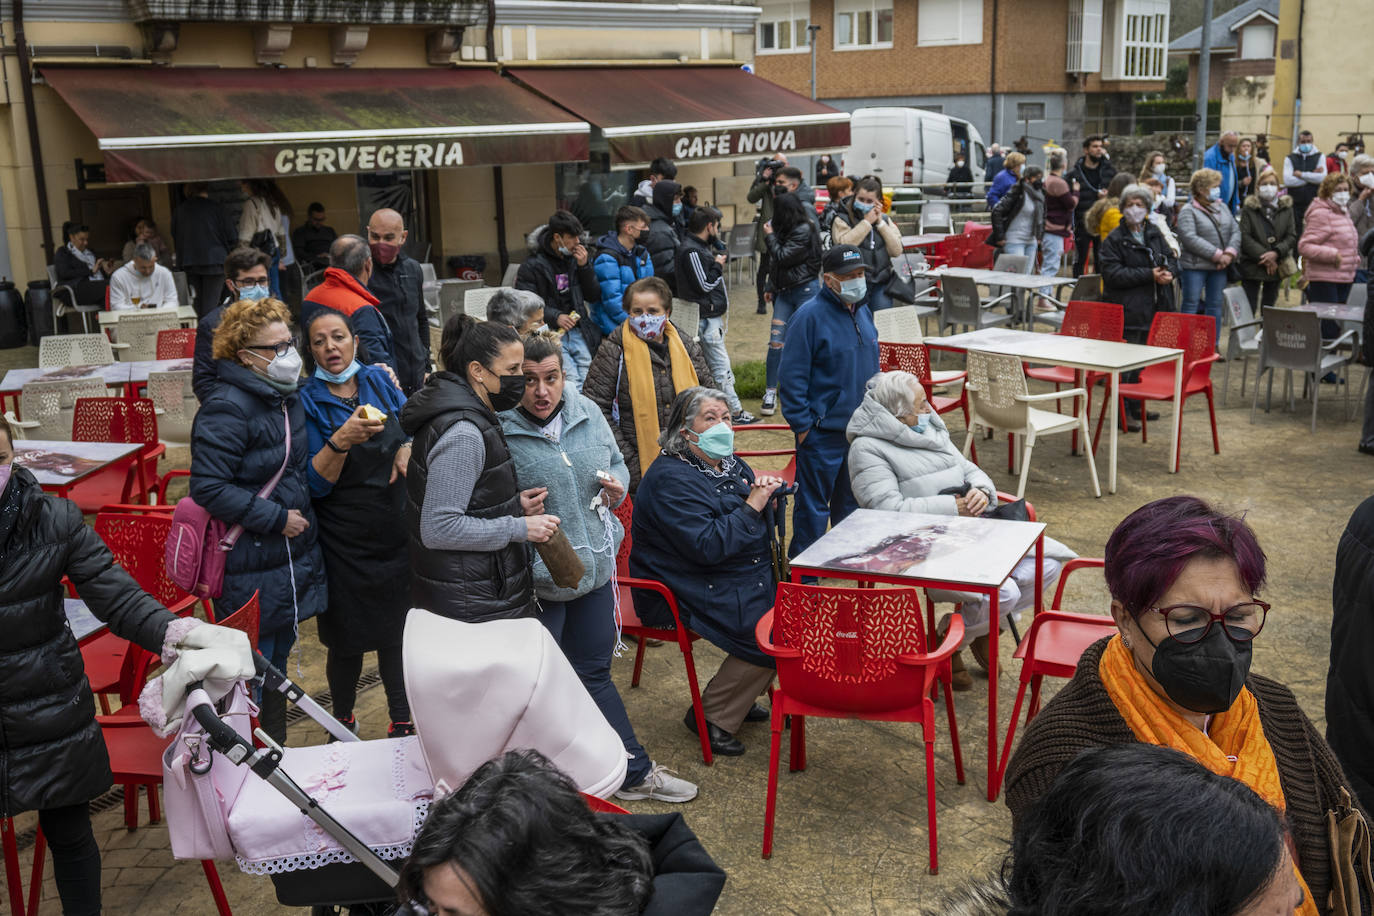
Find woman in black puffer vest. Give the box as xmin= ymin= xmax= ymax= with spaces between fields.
xmin=401 ymin=316 xmax=557 ymax=621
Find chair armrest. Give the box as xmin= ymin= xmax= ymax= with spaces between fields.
xmin=110 ymin=342 xmax=131 ymax=350
xmin=896 ymin=613 xmax=964 ymax=666
xmin=1230 ymin=319 xmax=1263 ymax=332
xmin=754 ymin=610 xmax=801 ymax=660
xmin=1322 ymin=330 xmax=1358 ymax=351
xmin=995 ymin=491 xmax=1035 ymax=521
xmin=1050 ymin=557 xmax=1106 ymax=611
xmin=619 ymin=574 xmax=691 ymax=631
xmin=1019 ymin=388 xmax=1088 ymax=403
xmin=981 ymin=292 xmax=1012 ymax=309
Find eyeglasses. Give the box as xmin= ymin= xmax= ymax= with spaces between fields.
xmin=234 ymin=277 xmax=271 ymax=288
xmin=245 ymin=337 xmax=298 ymax=358
xmin=1148 ymin=600 xmax=1269 ymax=644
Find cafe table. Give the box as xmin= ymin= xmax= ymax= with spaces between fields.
xmin=927 ymin=327 xmax=1186 ymax=493
xmin=96 ymin=305 xmax=198 ymax=333
xmin=14 ymin=439 xmax=143 ymax=499
xmin=0 ymin=363 xmax=131 ymax=415
xmin=789 ymin=508 xmax=1046 ymax=801
xmin=1292 ymin=301 xmax=1364 ymax=324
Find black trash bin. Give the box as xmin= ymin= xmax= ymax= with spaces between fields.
xmin=25 ymin=279 xmax=52 ymax=346
xmin=0 ymin=280 xmax=25 ymax=348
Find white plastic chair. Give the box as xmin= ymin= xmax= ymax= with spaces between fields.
xmin=4 ymin=377 xmax=111 ymax=440
xmin=438 ymin=279 xmax=482 ymax=328
xmin=500 ymin=263 xmax=521 ymax=287
xmin=109 ymin=311 xmax=180 ymax=362
xmin=874 ymin=305 xmax=926 ymax=344
xmin=1250 ymin=306 xmax=1356 ymax=433
xmin=47 ymin=265 xmax=101 ymax=334
xmin=939 ymin=275 xmax=1013 ymax=334
xmin=962 ymin=349 xmax=1100 ymax=499
xmin=39 ymin=333 xmax=122 ymax=367
xmin=147 ymin=370 xmax=197 ymax=445
xmin=670 ymin=298 xmax=701 ymax=342
xmin=919 ymin=202 xmax=954 ymax=235
xmin=420 ymin=263 xmax=440 ymax=319
xmin=1221 ymin=287 xmax=1263 ymax=406
xmin=464 ymin=287 xmax=509 ymax=321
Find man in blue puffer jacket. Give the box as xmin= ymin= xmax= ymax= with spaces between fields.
xmin=592 ymin=205 xmax=654 ymax=335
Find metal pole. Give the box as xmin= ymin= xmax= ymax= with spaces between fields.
xmin=808 ymin=25 xmax=821 ymax=100
xmin=1193 ymin=0 xmax=1215 ymax=170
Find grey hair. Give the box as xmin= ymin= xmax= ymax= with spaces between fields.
xmin=865 ymin=370 xmax=923 ymax=418
xmin=1352 ymin=153 xmax=1374 ymax=175
xmin=1119 ymin=184 xmax=1154 ymax=209
xmin=330 ymin=234 xmax=371 ymax=278
xmin=1220 ymin=130 xmax=1240 ymax=141
xmin=132 ymin=242 xmax=158 ymax=261
xmin=487 ymin=288 xmax=545 ymax=328
xmin=658 ymin=386 xmax=731 ymax=456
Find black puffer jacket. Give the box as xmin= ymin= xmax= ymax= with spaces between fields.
xmin=765 ymin=221 xmax=821 ymax=293
xmin=400 ymin=372 xmax=535 ymax=621
xmin=0 ymin=466 xmax=175 ymax=816
xmin=642 ymin=181 xmax=684 ymax=293
xmin=1098 ymin=220 xmax=1178 ymax=334
xmin=515 ymin=230 xmax=603 ymax=351
xmin=1328 ymin=496 xmax=1374 ymax=816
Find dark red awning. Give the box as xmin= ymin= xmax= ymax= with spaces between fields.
xmin=41 ymin=67 xmax=590 ymax=183
xmin=508 ymin=66 xmax=850 ymax=168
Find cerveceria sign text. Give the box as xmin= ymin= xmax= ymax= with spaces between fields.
xmin=273 ymin=141 xmax=466 ymax=174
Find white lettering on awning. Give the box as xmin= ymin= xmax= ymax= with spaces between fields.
xmin=677 ymin=128 xmax=795 ymax=161
xmin=273 ymin=141 xmax=464 ymax=175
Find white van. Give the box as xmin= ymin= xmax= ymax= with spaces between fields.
xmin=843 ymin=107 xmax=987 ymax=186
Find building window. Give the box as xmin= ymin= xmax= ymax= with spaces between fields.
xmin=1016 ymin=102 xmax=1046 ymax=122
xmin=1239 ymin=21 xmax=1276 ymax=59
xmin=1106 ymin=0 xmax=1168 ymax=80
xmin=1066 ymin=0 xmax=1103 ymax=73
xmin=918 ymin=0 xmax=983 ymax=47
xmin=758 ymin=2 xmax=811 ymax=54
xmin=835 ymin=0 xmax=894 ymax=49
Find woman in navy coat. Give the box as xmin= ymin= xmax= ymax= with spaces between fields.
xmin=190 ymin=297 xmax=326 ymax=741
xmin=629 ymin=386 xmax=786 ymax=757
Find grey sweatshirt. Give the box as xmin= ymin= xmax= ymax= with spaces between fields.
xmin=419 ymin=420 xmax=527 ymax=550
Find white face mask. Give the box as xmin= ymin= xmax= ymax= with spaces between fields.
xmin=1333 ymin=191 xmax=1352 ymax=207
xmin=1123 ymin=205 xmax=1148 ymax=225
xmin=1152 ymin=162 xmax=1167 ymax=175
xmin=1258 ymin=184 xmax=1279 ymax=201
xmin=1360 ymin=173 xmax=1374 ymax=190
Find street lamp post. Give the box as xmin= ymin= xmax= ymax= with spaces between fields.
xmin=809 ymin=24 xmax=821 ymax=100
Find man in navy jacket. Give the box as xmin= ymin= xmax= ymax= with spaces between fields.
xmin=778 ymin=245 xmax=879 ymax=559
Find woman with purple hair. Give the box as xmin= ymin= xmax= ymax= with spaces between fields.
xmin=1004 ymin=496 xmax=1366 ymax=914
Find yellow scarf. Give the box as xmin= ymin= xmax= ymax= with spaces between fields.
xmin=621 ymin=319 xmax=698 ymax=478
xmin=1099 ymin=635 xmax=1318 ymax=916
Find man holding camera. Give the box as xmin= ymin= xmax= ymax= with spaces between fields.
xmin=747 ymin=155 xmax=817 ymax=314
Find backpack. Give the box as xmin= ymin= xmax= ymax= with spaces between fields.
xmin=166 ymin=405 xmax=291 ymax=598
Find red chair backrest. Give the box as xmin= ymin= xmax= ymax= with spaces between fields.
xmin=156 ymin=328 xmax=196 ymax=360
xmin=72 ymin=397 xmax=159 ymax=448
xmin=1147 ymin=312 xmax=1215 ymax=363
xmin=94 ymin=511 xmax=192 ymax=611
xmin=771 ymin=583 xmax=933 ymax=712
xmin=216 ymin=591 xmax=261 ymax=647
xmin=1058 ymin=301 xmax=1125 ymax=342
xmin=613 ymin=497 xmax=633 ymax=574
xmin=877 ymin=341 xmax=935 ymax=385
xmin=733 ymin=423 xmax=796 ymax=460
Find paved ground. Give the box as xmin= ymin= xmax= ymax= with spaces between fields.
xmin=4 ymin=287 xmax=1372 ymax=914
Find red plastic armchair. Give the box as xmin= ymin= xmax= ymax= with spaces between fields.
xmin=1024 ymin=300 xmax=1125 ymax=453
xmin=71 ymin=396 xmax=164 ymax=510
xmin=156 ymin=327 xmax=197 ymax=360
xmin=612 ymin=499 xmax=714 ymax=765
xmin=1114 ymin=312 xmax=1221 ymax=470
xmin=878 ymin=341 xmax=971 ymax=429
xmin=756 ymin=583 xmax=964 ymax=873
xmin=996 ymin=559 xmax=1114 ymax=785
xmin=732 ymin=423 xmax=797 ymax=488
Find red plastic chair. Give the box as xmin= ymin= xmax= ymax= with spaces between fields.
xmin=613 ymin=499 xmax=714 ymax=765
xmin=732 ymin=423 xmax=797 ymax=487
xmin=70 ymin=396 xmax=165 ymax=510
xmin=996 ymin=560 xmax=1115 ymax=786
xmin=583 ymin=794 xmax=631 ymax=815
xmin=156 ymin=327 xmax=197 ymax=360
xmin=1114 ymin=312 xmax=1221 ymax=471
xmin=1025 ymin=300 xmax=1125 ymax=454
xmin=756 ymin=583 xmax=964 ymax=873
xmin=878 ymin=342 xmax=970 ymax=427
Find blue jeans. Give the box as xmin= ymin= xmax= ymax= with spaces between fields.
xmin=1180 ymin=268 xmax=1228 ymax=345
xmin=560 ymin=324 xmax=593 ymax=391
xmin=765 ymin=279 xmax=818 ymax=390
xmin=539 ymin=582 xmax=652 ymax=788
xmin=789 ymin=427 xmax=859 ymax=560
xmin=698 ymin=315 xmax=742 ymax=413
xmin=1002 ymin=240 xmax=1039 ymax=268
xmin=1038 ymin=234 xmax=1066 ymax=299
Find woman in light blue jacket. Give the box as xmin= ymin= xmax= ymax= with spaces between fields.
xmin=1175 ymin=168 xmax=1241 ymax=345
xmin=501 ymin=332 xmax=697 ymax=805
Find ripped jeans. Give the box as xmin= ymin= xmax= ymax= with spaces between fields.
xmin=764 ymin=279 xmax=819 ymax=390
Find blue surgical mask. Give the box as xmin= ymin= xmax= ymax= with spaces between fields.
xmin=909 ymin=413 xmax=930 ymax=434
xmin=238 ymin=284 xmax=270 ymax=302
xmin=692 ymin=420 xmax=735 ymax=460
xmin=629 ymin=313 xmax=668 ymax=341
xmin=557 ymin=245 xmax=572 ymax=257
xmin=1209 ymin=186 xmax=1223 ymax=201
xmin=314 ymin=358 xmax=362 ymax=385
xmin=1299 ymin=143 xmax=1315 ymax=154
xmin=854 ymin=200 xmax=874 ymax=214
xmin=672 ymin=202 xmax=683 ymax=216
xmin=837 ymin=277 xmax=867 ymax=304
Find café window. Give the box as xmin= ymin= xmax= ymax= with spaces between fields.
xmin=835 ymin=0 xmax=894 ymax=49
xmin=758 ymin=1 xmax=811 ymax=54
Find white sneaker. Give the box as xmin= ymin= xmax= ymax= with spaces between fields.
xmin=613 ymin=762 xmax=699 ymax=803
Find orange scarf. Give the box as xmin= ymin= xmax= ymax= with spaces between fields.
xmin=1099 ymin=635 xmax=1318 ymax=915
xmin=620 ymin=320 xmax=699 ymax=478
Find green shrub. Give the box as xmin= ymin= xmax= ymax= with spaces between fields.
xmin=732 ymin=360 xmax=767 ymax=399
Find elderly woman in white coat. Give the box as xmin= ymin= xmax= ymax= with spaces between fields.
xmin=846 ymin=371 xmax=1075 ymax=689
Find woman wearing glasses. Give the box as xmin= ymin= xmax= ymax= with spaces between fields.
xmin=190 ymin=296 xmax=327 ymax=742
xmin=1004 ymin=496 xmax=1360 ymax=916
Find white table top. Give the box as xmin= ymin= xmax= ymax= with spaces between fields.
xmin=917 ymin=266 xmax=1078 ymax=290
xmin=0 ymin=363 xmax=130 ymax=392
xmin=901 ymin=233 xmax=949 ymax=248
xmin=791 ymin=508 xmax=1045 ymax=589
xmin=930 ymin=327 xmax=1184 ymax=372
xmin=65 ymin=599 xmax=105 ymax=642
xmin=14 ymin=439 xmax=142 ymax=486
xmin=96 ymin=306 xmax=197 ymax=326
xmin=1292 ymin=302 xmax=1364 ymax=323
xmin=124 ymin=358 xmax=194 ymax=382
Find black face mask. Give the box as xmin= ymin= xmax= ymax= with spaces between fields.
xmin=482 ymin=373 xmax=526 ymax=412
xmin=1146 ymin=624 xmax=1253 ymax=714
xmin=1031 ymin=180 xmax=1044 ymax=192
xmin=635 ymin=230 xmax=650 ymax=246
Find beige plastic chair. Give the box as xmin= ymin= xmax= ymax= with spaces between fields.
xmin=420 ymin=262 xmax=440 ymax=318
xmin=147 ymin=370 xmax=197 ymax=444
xmin=670 ymin=298 xmax=701 ymax=342
xmin=464 ymin=287 xmax=509 ymax=321
xmin=39 ymin=333 xmax=122 ymax=367
xmin=5 ymin=377 xmax=111 ymax=440
xmin=109 ymin=311 xmax=180 ymax=362
xmin=874 ymin=306 xmax=963 ymax=387
xmin=962 ymin=349 xmax=1100 ymax=499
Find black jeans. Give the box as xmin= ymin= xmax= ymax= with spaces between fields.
xmin=326 ymin=645 xmax=410 ymax=723
xmin=1241 ymin=278 xmax=1279 ymax=313
xmin=1072 ymin=218 xmax=1097 ymax=277
xmin=186 ymin=269 xmax=225 ymax=319
xmin=39 ymin=803 xmax=101 ymax=916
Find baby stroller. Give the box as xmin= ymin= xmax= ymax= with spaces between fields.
xmin=159 ymin=610 xmax=631 ymax=914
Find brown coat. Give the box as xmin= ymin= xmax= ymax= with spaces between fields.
xmin=581 ymin=323 xmax=715 ymax=493
xmin=1004 ymin=637 xmax=1366 ymax=915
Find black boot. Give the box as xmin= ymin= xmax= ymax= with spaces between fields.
xmin=259 ymin=691 xmax=288 ymax=745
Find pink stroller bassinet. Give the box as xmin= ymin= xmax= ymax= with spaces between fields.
xmin=161 ymin=610 xmax=630 ymax=911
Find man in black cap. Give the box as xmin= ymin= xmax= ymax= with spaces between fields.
xmin=777 ymin=244 xmax=880 ymax=561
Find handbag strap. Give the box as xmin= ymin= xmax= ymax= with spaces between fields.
xmin=219 ymin=403 xmax=293 ymax=551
